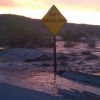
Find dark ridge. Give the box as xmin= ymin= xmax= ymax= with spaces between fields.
xmin=0 ymin=14 xmax=100 ymax=48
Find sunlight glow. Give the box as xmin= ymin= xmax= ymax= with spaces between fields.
xmin=0 ymin=0 xmax=100 ymax=25
xmin=61 ymin=9 xmax=100 ymax=25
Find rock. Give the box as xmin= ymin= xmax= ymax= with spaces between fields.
xmin=81 ymin=51 xmax=92 ymax=55
xmin=24 ymin=59 xmax=34 ymax=62
xmin=57 ymin=70 xmax=66 ymax=75
xmin=0 ymin=48 xmax=44 ymax=61
xmin=57 ymin=55 xmax=69 ymax=60
xmin=56 ymin=36 xmax=63 ymax=41
xmin=85 ymin=55 xmax=99 ymax=60
xmin=0 ymin=57 xmax=10 ymax=62
xmin=77 ymin=61 xmax=84 ymax=65
xmin=64 ymin=41 xmax=76 ymax=47
xmin=40 ymin=63 xmax=51 ymax=67
xmin=79 ymin=37 xmax=86 ymax=42
xmin=59 ymin=61 xmax=67 ymax=67
xmin=96 ymin=63 xmax=100 ymax=67
xmin=34 ymin=55 xmax=52 ymax=61
xmin=0 ymin=47 xmax=8 ymax=51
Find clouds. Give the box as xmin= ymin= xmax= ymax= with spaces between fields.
xmin=0 ymin=0 xmax=100 ymax=25
xmin=0 ymin=0 xmax=41 ymax=8
xmin=0 ymin=0 xmax=55 ymax=8
xmin=1 ymin=0 xmax=100 ymax=11
xmin=56 ymin=0 xmax=100 ymax=11
xmin=0 ymin=0 xmax=17 ymax=7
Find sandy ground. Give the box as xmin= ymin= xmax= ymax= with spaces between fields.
xmin=0 ymin=68 xmax=100 ymax=99
xmin=0 ymin=41 xmax=100 ymax=100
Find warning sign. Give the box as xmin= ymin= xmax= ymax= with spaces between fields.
xmin=42 ymin=5 xmax=67 ymax=35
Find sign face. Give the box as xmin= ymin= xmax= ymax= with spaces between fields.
xmin=42 ymin=5 xmax=67 ymax=35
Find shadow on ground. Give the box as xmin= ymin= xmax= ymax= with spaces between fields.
xmin=0 ymin=83 xmax=59 ymax=100
xmin=59 ymin=89 xmax=100 ymax=100
xmin=0 ymin=83 xmax=100 ymax=100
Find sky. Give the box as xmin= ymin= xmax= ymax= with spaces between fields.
xmin=0 ymin=0 xmax=100 ymax=25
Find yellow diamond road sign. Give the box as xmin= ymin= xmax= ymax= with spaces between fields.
xmin=42 ymin=5 xmax=67 ymax=35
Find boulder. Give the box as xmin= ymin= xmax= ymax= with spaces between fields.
xmin=81 ymin=51 xmax=92 ymax=55
xmin=85 ymin=55 xmax=99 ymax=60
xmin=33 ymin=55 xmax=52 ymax=61
xmin=57 ymin=55 xmax=69 ymax=60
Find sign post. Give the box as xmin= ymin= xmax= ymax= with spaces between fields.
xmin=42 ymin=5 xmax=67 ymax=81
xmin=53 ymin=35 xmax=57 ymax=81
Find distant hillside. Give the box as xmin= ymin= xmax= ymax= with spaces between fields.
xmin=60 ymin=22 xmax=100 ymax=42
xmin=0 ymin=14 xmax=52 ymax=48
xmin=0 ymin=14 xmax=100 ymax=48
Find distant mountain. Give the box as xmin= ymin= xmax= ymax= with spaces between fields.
xmin=0 ymin=14 xmax=100 ymax=48
xmin=0 ymin=14 xmax=52 ymax=48
xmin=60 ymin=22 xmax=100 ymax=41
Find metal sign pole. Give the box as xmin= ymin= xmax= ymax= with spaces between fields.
xmin=42 ymin=5 xmax=67 ymax=87
xmin=53 ymin=35 xmax=57 ymax=81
